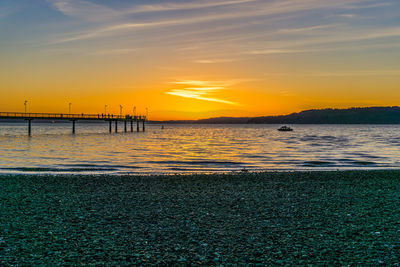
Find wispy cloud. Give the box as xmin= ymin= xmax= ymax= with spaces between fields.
xmin=264 ymin=69 xmax=400 ymax=77
xmin=47 ymin=0 xmax=118 ymax=21
xmin=278 ymin=24 xmax=339 ymax=33
xmin=43 ymin=0 xmax=400 ymax=83
xmin=130 ymin=0 xmax=257 ymax=13
xmin=304 ymin=70 xmax=400 ymax=77
xmin=49 ymin=0 xmax=369 ymax=43
xmin=335 ymin=14 xmax=357 ymax=18
xmin=245 ymin=49 xmax=305 ymax=55
xmin=238 ymin=24 xmax=400 ymax=58
xmin=280 ymin=26 xmax=400 ymax=48
xmin=193 ymin=58 xmax=240 ymax=64
xmin=52 ymin=21 xmax=170 ymax=43
xmin=170 ymin=79 xmax=251 ymax=87
xmin=178 ymin=46 xmax=201 ymax=51
xmin=49 ymin=0 xmax=257 ymax=17
xmin=166 ymin=80 xmax=240 ymax=105
xmin=346 ymin=2 xmax=393 ymax=9
xmin=52 ymin=13 xmax=244 ymax=43
xmin=47 ymin=0 xmax=257 ymax=22
xmin=166 ymin=90 xmax=239 ymax=105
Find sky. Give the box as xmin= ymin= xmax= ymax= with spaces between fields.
xmin=0 ymin=0 xmax=399 ymax=120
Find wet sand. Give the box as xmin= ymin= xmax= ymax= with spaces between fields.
xmin=1 ymin=171 xmax=400 ymax=265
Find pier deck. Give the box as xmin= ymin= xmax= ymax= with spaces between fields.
xmin=0 ymin=112 xmax=147 ymax=135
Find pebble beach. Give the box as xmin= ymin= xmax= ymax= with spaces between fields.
xmin=1 ymin=170 xmax=400 ymax=265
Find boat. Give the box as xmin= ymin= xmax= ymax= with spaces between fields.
xmin=278 ymin=126 xmax=293 ymax=131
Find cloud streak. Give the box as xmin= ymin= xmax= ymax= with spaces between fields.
xmin=166 ymin=80 xmax=240 ymax=105
xmin=278 ymin=24 xmax=339 ymax=33
xmin=245 ymin=49 xmax=305 ymax=55
xmin=130 ymin=0 xmax=257 ymax=13
xmin=193 ymin=58 xmax=240 ymax=64
xmin=272 ymin=26 xmax=400 ymax=49
xmin=47 ymin=0 xmax=118 ymax=21
xmin=264 ymin=69 xmax=400 ymax=77
xmin=49 ymin=0 xmax=371 ymax=43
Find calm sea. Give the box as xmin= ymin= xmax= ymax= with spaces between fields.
xmin=0 ymin=122 xmax=399 ymax=174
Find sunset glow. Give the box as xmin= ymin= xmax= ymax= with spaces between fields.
xmin=1 ymin=0 xmax=400 ymax=120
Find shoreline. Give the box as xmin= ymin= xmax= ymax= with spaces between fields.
xmin=1 ymin=170 xmax=400 ymax=265
xmin=2 ymin=168 xmax=400 ymax=176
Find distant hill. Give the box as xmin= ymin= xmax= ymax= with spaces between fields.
xmin=151 ymin=107 xmax=400 ymax=124
xmin=248 ymin=107 xmax=400 ymax=124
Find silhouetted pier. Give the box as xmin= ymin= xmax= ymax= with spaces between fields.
xmin=0 ymin=112 xmax=146 ymax=136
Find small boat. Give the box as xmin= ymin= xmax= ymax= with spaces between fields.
xmin=278 ymin=126 xmax=293 ymax=131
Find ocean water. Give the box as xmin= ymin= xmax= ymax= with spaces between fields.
xmin=0 ymin=122 xmax=399 ymax=174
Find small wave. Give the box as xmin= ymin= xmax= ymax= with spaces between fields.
xmin=167 ymin=167 xmax=191 ymax=171
xmin=299 ymin=135 xmax=348 ymax=144
xmin=0 ymin=167 xmax=118 ymax=172
xmin=166 ymin=167 xmax=239 ymax=172
xmin=109 ymin=165 xmax=143 ymax=169
xmin=299 ymin=135 xmax=318 ymax=141
xmin=302 ymin=161 xmax=336 ymax=167
xmin=338 ymin=159 xmax=378 ymax=166
xmin=350 ymin=160 xmax=377 ymax=166
xmin=349 ymin=153 xmax=384 ymax=159
xmin=146 ymin=160 xmax=243 ymax=166
xmin=60 ymin=163 xmax=105 ymax=167
xmin=61 ymin=163 xmax=142 ymax=168
xmin=266 ymin=160 xmax=302 ymax=165
xmin=303 ymin=159 xmax=379 ymax=167
xmin=245 ymin=154 xmax=268 ymax=159
xmin=387 ymin=138 xmax=400 ymax=146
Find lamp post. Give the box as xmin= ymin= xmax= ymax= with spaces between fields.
xmin=69 ymin=103 xmax=72 ymax=114
xmin=24 ymin=100 xmax=28 ymax=113
xmin=120 ymin=105 xmax=123 ymax=117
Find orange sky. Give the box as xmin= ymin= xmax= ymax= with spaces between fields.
xmin=1 ymin=0 xmax=400 ymax=120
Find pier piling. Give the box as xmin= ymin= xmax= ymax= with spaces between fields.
xmin=115 ymin=120 xmax=118 ymax=133
xmin=109 ymin=120 xmax=112 ymax=133
xmin=28 ymin=119 xmax=32 ymax=136
xmin=72 ymin=120 xmax=76 ymax=134
xmin=137 ymin=120 xmax=140 ymax=132
xmin=124 ymin=121 xmax=127 ymax=132
xmin=142 ymin=120 xmax=145 ymax=132
xmin=130 ymin=121 xmax=133 ymax=132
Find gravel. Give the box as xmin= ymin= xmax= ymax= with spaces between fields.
xmin=1 ymin=170 xmax=400 ymax=265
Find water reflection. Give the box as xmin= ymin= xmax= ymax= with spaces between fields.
xmin=0 ymin=123 xmax=399 ymax=174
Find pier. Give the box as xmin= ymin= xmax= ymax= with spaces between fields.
xmin=0 ymin=112 xmax=146 ymax=136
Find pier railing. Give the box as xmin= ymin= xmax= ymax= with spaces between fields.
xmin=0 ymin=111 xmax=147 ymax=135
xmin=0 ymin=112 xmax=146 ymax=121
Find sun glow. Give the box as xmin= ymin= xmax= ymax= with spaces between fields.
xmin=166 ymin=80 xmax=239 ymax=106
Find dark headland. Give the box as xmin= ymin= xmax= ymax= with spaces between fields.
xmin=150 ymin=106 xmax=400 ymax=124
xmin=1 ymin=170 xmax=400 ymax=265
